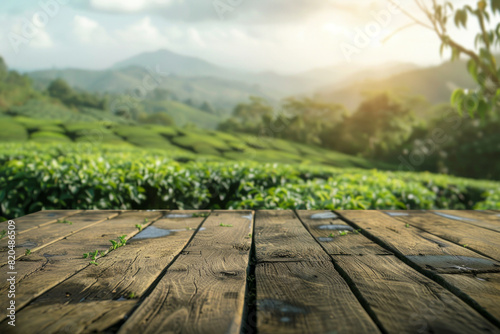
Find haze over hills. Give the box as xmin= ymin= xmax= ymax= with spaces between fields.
xmin=315 ymin=60 xmax=479 ymax=110
xmin=27 ymin=48 xmax=420 ymax=114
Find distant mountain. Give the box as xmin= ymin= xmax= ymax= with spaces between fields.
xmin=110 ymin=49 xmax=419 ymax=96
xmin=26 ymin=48 xmax=440 ymax=123
xmin=112 ymin=49 xmax=233 ymax=78
xmin=110 ymin=49 xmax=315 ymax=95
xmin=28 ymin=66 xmax=280 ymax=114
xmin=315 ymin=60 xmax=476 ymax=110
xmin=298 ymin=61 xmax=419 ymax=92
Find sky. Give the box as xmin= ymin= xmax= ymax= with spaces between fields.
xmin=0 ymin=0 xmax=496 ymax=74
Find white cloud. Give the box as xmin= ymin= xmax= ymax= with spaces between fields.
xmin=30 ymin=28 xmax=54 ymax=48
xmin=89 ymin=0 xmax=173 ymax=13
xmin=73 ymin=15 xmax=111 ymax=44
xmin=116 ymin=17 xmax=167 ymax=46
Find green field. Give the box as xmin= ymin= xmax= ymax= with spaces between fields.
xmin=0 ymin=115 xmax=393 ymax=170
xmin=1 ymin=115 xmax=499 ymax=219
xmin=1 ymin=142 xmax=499 ymax=219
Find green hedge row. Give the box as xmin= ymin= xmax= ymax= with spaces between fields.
xmin=1 ymin=143 xmax=499 ymax=218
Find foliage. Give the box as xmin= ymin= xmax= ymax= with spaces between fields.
xmin=402 ymin=105 xmax=500 ymax=180
xmin=0 ymin=119 xmax=28 ymax=142
xmin=0 ymin=115 xmax=390 ymax=170
xmin=0 ymin=143 xmax=498 ymax=219
xmin=333 ymin=92 xmax=417 ymax=158
xmin=408 ymin=0 xmax=500 ymax=117
xmin=220 ymin=93 xmax=421 ymax=163
xmin=138 ymin=112 xmax=175 ymax=126
xmin=47 ymin=78 xmax=107 ymax=110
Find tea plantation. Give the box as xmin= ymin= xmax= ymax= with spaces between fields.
xmin=0 ymin=115 xmax=393 ymax=169
xmin=1 ymin=142 xmax=499 ymax=219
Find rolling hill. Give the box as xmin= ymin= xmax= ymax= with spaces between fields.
xmin=0 ymin=113 xmax=395 ymax=170
xmin=27 ymin=49 xmax=420 ymax=116
xmin=315 ymin=60 xmax=476 ymax=110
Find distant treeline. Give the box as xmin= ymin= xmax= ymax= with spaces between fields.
xmin=218 ymin=93 xmax=500 ymax=180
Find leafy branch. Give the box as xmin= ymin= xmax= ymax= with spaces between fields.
xmin=389 ymin=0 xmax=500 ymax=118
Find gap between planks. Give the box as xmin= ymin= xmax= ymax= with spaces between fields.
xmin=335 ymin=210 xmax=500 ymax=330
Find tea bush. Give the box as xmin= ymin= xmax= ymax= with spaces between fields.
xmin=1 ymin=143 xmax=498 ymax=219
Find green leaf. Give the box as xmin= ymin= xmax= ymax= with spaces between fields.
xmin=450 ymin=89 xmax=465 ymax=115
xmin=467 ymin=59 xmax=479 ymax=82
xmin=492 ymin=0 xmax=500 ymax=13
xmin=464 ymin=94 xmax=480 ymax=117
xmin=477 ymin=99 xmax=489 ymax=118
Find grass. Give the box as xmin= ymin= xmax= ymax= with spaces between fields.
xmin=25 ymin=249 xmax=31 ymax=255
xmin=328 ymin=230 xmax=353 ymax=237
xmin=192 ymin=212 xmax=209 ymax=218
xmin=83 ymin=235 xmax=128 ymax=265
xmin=126 ymin=292 xmax=137 ymax=299
xmin=219 ymin=223 xmax=233 ymax=227
xmin=57 ymin=219 xmax=73 ymax=225
xmin=0 ymin=230 xmax=6 ymax=239
xmin=135 ymin=218 xmax=148 ymax=231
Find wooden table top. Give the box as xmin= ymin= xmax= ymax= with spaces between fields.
xmin=1 ymin=210 xmax=500 ymax=333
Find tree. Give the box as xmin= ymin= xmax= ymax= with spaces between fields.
xmin=150 ymin=88 xmax=170 ymax=101
xmin=200 ymin=101 xmax=215 ymax=114
xmin=282 ymin=98 xmax=346 ymax=145
xmin=390 ymin=0 xmax=500 ymax=118
xmin=217 ymin=97 xmax=274 ymax=135
xmin=0 ymin=57 xmax=7 ymax=81
xmin=47 ymin=78 xmax=73 ymax=102
xmin=336 ymin=92 xmax=416 ymax=158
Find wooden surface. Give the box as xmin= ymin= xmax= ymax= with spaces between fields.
xmin=1 ymin=210 xmax=500 ymax=333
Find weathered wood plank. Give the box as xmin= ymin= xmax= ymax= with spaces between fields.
xmin=391 ymin=211 xmax=500 ymax=261
xmin=254 ymin=210 xmax=380 ymax=334
xmin=0 ymin=211 xmax=120 ymax=265
xmin=340 ymin=210 xmax=500 ymax=274
xmin=431 ymin=210 xmax=500 ymax=232
xmin=295 ymin=210 xmax=391 ymax=255
xmin=0 ymin=211 xmax=164 ymax=322
xmin=0 ymin=210 xmax=208 ymax=334
xmin=339 ymin=210 xmax=500 ymax=328
xmin=442 ymin=273 xmax=500 ymax=322
xmin=335 ymin=255 xmax=500 ymax=333
xmin=118 ymin=210 xmax=253 ymax=334
xmin=299 ymin=211 xmax=500 ymax=333
xmin=0 ymin=210 xmax=82 ymax=235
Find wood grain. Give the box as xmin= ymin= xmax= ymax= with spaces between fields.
xmin=3 ymin=210 xmax=500 ymax=333
xmin=391 ymin=211 xmax=500 ymax=261
xmin=0 ymin=210 xmax=163 ymax=322
xmin=339 ymin=210 xmax=500 ymax=328
xmin=0 ymin=210 xmax=82 ymax=234
xmin=254 ymin=210 xmax=380 ymax=334
xmin=432 ymin=210 xmax=500 ymax=232
xmin=0 ymin=211 xmax=120 ymax=264
xmin=339 ymin=210 xmax=500 ymax=274
xmin=300 ymin=210 xmax=499 ymax=333
xmin=118 ymin=210 xmax=253 ymax=334
xmin=0 ymin=210 xmax=208 ymax=334
xmin=442 ymin=273 xmax=500 ymax=322
xmin=296 ymin=210 xmax=391 ymax=255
